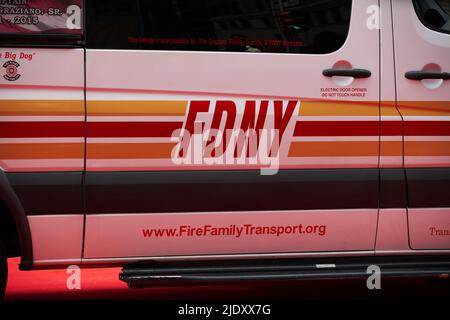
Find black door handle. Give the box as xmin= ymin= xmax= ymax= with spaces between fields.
xmin=322 ymin=68 xmax=371 ymax=78
xmin=405 ymin=71 xmax=450 ymax=80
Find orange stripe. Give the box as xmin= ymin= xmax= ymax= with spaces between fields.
xmin=380 ymin=141 xmax=403 ymax=157
xmin=288 ymin=141 xmax=379 ymax=157
xmin=0 ymin=100 xmax=84 ymax=116
xmin=88 ymin=100 xmax=188 ymax=116
xmin=87 ymin=143 xmax=175 ymax=159
xmin=0 ymin=143 xmax=84 ymax=159
xmin=406 ymin=141 xmax=450 ymax=156
xmin=299 ymin=101 xmax=378 ymax=116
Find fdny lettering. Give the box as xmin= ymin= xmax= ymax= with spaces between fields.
xmin=171 ymin=99 xmax=299 ymax=173
xmin=184 ymin=100 xmax=298 ymax=144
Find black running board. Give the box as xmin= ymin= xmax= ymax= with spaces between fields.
xmin=119 ymin=255 xmax=450 ymax=288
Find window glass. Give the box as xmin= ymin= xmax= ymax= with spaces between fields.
xmin=0 ymin=0 xmax=83 ymax=37
xmin=413 ymin=0 xmax=450 ymax=34
xmin=86 ymin=0 xmax=352 ymax=54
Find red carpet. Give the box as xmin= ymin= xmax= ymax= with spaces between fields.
xmin=5 ymin=257 xmax=296 ymax=300
xmin=5 ymin=257 xmax=450 ymax=300
xmin=5 ymin=258 xmax=129 ymax=300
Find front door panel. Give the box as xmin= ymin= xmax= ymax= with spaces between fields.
xmin=392 ymin=0 xmax=450 ymax=249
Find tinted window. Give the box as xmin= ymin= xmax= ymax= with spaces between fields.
xmin=413 ymin=0 xmax=450 ymax=34
xmin=0 ymin=0 xmax=83 ymax=36
xmin=0 ymin=0 xmax=83 ymax=46
xmin=86 ymin=0 xmax=352 ymax=54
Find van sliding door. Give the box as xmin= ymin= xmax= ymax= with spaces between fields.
xmin=83 ymin=0 xmax=381 ymax=261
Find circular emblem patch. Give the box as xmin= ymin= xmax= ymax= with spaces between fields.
xmin=3 ymin=61 xmax=21 ymax=82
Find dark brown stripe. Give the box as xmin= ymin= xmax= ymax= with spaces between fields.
xmin=85 ymin=169 xmax=379 ymax=214
xmin=406 ymin=168 xmax=450 ymax=208
xmin=7 ymin=172 xmax=83 ymax=215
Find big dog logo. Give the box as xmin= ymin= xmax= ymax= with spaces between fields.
xmin=172 ymin=99 xmax=300 ymax=174
xmin=3 ymin=60 xmax=20 ymax=81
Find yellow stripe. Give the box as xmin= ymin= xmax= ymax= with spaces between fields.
xmin=88 ymin=100 xmax=188 ymax=116
xmin=0 ymin=100 xmax=84 ymax=116
xmin=381 ymin=101 xmax=400 ymax=117
xmin=299 ymin=101 xmax=378 ymax=116
xmin=398 ymin=101 xmax=450 ymax=116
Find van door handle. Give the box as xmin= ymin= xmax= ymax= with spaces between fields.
xmin=405 ymin=71 xmax=450 ymax=80
xmin=322 ymin=68 xmax=372 ymax=78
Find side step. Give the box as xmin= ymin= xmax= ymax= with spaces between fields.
xmin=119 ymin=255 xmax=450 ymax=288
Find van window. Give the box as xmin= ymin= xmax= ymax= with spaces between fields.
xmin=413 ymin=0 xmax=450 ymax=34
xmin=86 ymin=0 xmax=352 ymax=54
xmin=0 ymin=1 xmax=83 ymax=35
xmin=0 ymin=0 xmax=83 ymax=45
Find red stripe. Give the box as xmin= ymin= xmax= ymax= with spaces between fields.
xmin=381 ymin=121 xmax=403 ymax=136
xmin=294 ymin=121 xmax=379 ymax=136
xmin=88 ymin=122 xmax=183 ymax=137
xmin=405 ymin=121 xmax=450 ymax=136
xmin=0 ymin=122 xmax=84 ymax=138
xmin=294 ymin=121 xmax=450 ymax=136
xmin=3 ymin=121 xmax=445 ymax=139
